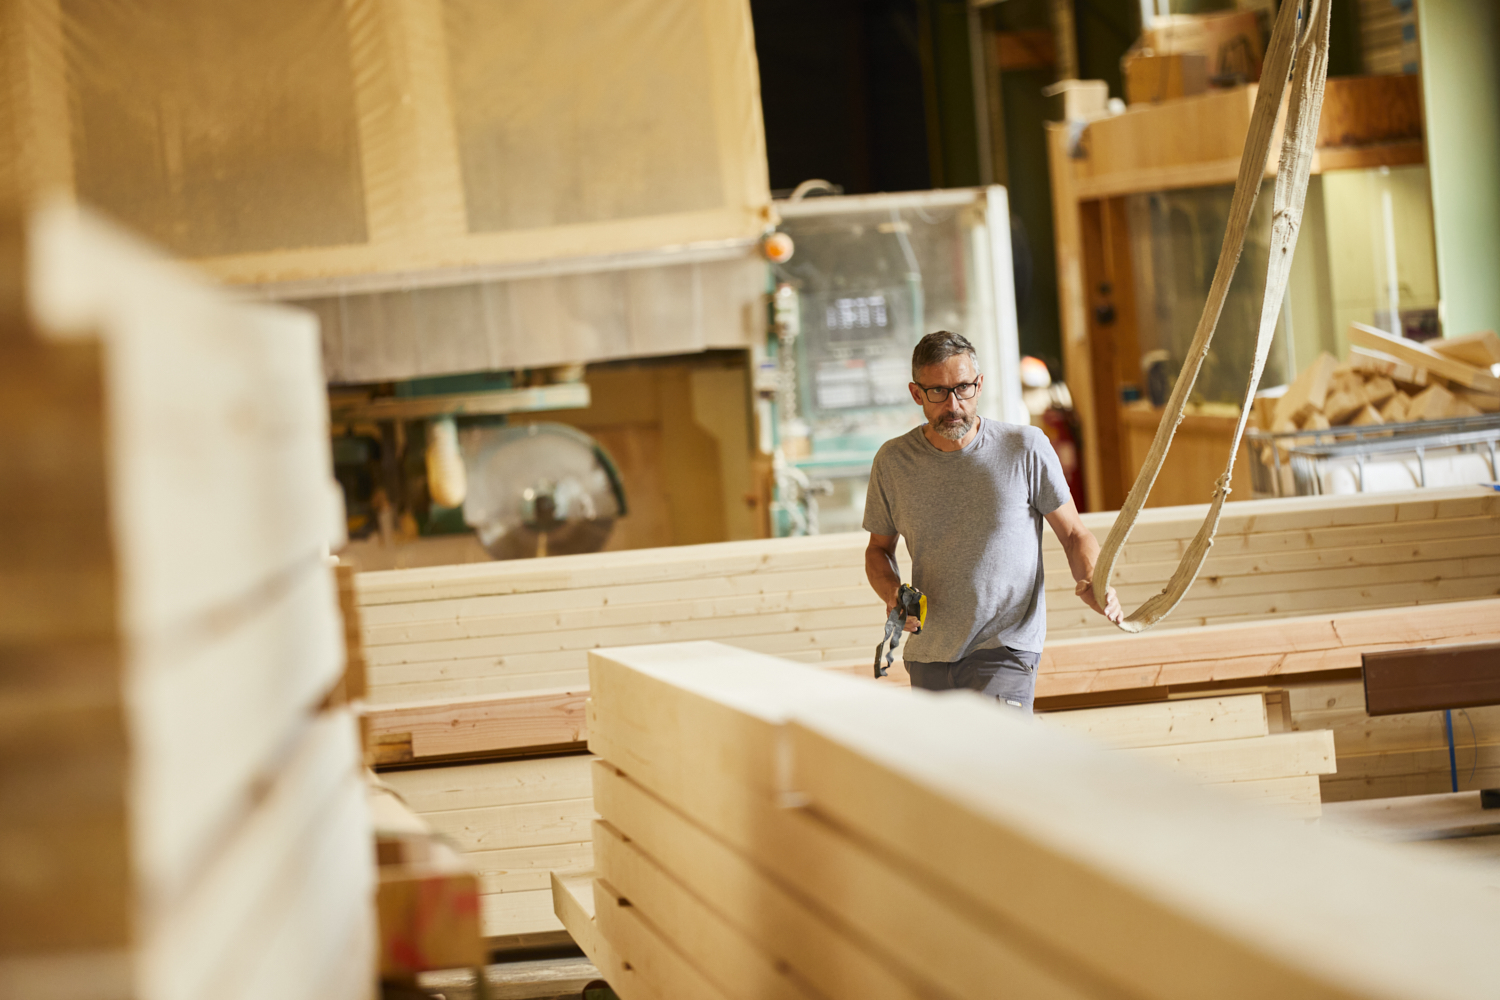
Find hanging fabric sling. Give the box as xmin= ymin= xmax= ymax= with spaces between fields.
xmin=1092 ymin=0 xmax=1332 ymax=633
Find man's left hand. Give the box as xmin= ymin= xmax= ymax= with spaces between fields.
xmin=1076 ymin=578 xmax=1123 ymax=625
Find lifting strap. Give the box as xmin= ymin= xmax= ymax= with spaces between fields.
xmin=1093 ymin=0 xmax=1332 ymax=633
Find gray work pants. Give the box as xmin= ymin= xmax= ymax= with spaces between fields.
xmin=904 ymin=645 xmax=1041 ymax=713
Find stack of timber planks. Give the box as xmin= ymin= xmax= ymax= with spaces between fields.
xmin=353 ymin=487 xmax=1498 ymax=940
xmin=357 ymin=487 xmax=1500 ymax=709
xmin=1039 ymin=599 xmax=1500 ymax=801
xmin=1 ymin=203 xmax=373 ymax=998
xmin=1286 ymin=681 xmax=1500 ymax=802
xmin=559 ymin=641 xmax=1494 ymax=1000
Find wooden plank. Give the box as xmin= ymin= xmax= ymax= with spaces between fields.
xmin=1037 ymin=693 xmax=1269 ymax=749
xmin=783 ymin=670 xmax=1497 ymax=1000
xmin=468 ymin=842 xmax=593 ymax=894
xmin=363 ymin=581 xmax=878 ymax=647
xmin=1429 ymin=330 xmax=1500 ymax=369
xmin=591 ymin=760 xmax=930 ymax=1000
xmin=414 ymin=798 xmax=596 ymax=854
xmin=593 ymin=820 xmax=819 ymax=1000
xmin=1328 ymin=742 xmax=1500 ymax=783
xmin=367 ymin=669 xmax=593 ymax=706
xmin=592 ymin=878 xmax=734 ymax=1000
xmin=480 ymin=889 xmax=564 ymax=940
xmin=550 ymin=871 xmax=603 ymax=965
xmin=364 ymin=688 xmax=586 ymax=761
xmin=1040 ymin=599 xmax=1500 ymax=675
xmin=1215 ymin=774 xmax=1324 ymax=819
xmin=1121 ymin=731 xmax=1337 ymax=784
xmin=365 ymin=604 xmax=878 ymax=667
xmin=377 ymin=754 xmax=593 ymax=813
xmin=1363 ymin=642 xmax=1500 ymax=715
xmin=1347 ymin=322 xmax=1500 ymax=393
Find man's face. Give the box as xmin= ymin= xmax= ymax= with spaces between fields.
xmin=910 ymin=354 xmax=983 ymax=442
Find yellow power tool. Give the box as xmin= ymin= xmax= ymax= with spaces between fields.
xmin=874 ymin=584 xmax=927 ymax=678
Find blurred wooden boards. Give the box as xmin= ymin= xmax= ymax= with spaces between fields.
xmin=0 ymin=202 xmax=371 ymax=998
xmin=368 ymin=778 xmax=484 ymax=983
xmin=1348 ymin=323 xmax=1500 ymax=394
xmin=576 ymin=641 xmax=1496 ymax=1000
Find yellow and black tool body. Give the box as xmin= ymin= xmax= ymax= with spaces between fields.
xmin=874 ymin=584 xmax=927 ymax=678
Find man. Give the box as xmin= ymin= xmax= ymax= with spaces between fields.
xmin=864 ymin=331 xmax=1122 ymax=712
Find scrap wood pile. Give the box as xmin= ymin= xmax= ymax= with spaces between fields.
xmin=1 ymin=205 xmax=373 ymax=999
xmin=1250 ymin=325 xmax=1500 ymax=440
xmin=554 ymin=642 xmax=1493 ymax=1000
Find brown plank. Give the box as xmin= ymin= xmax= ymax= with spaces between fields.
xmin=1362 ymin=642 xmax=1500 ymax=716
xmin=364 ymin=688 xmax=587 ymax=761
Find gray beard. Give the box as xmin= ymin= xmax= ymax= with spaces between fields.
xmin=932 ymin=414 xmax=975 ymax=441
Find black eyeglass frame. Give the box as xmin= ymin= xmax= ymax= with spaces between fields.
xmin=912 ymin=378 xmax=981 ymax=403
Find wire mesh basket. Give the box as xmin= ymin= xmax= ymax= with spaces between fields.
xmin=1246 ymin=413 xmax=1500 ymax=498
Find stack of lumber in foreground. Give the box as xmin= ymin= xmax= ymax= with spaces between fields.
xmin=1039 ymin=598 xmax=1500 ymax=801
xmin=357 ymin=487 xmax=1500 ymax=710
xmin=379 ymin=755 xmax=596 ymax=945
xmin=556 ymin=641 xmax=1494 ymax=1000
xmin=0 ymin=203 xmax=372 ymax=999
xmin=1038 ymin=690 xmax=1332 ymax=818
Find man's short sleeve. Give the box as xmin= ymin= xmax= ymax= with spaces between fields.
xmin=862 ymin=450 xmax=898 ymax=536
xmin=1029 ymin=429 xmax=1071 ymax=516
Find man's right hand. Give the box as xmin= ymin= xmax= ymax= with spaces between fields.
xmin=885 ymin=590 xmax=922 ymax=632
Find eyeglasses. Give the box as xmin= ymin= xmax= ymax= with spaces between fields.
xmin=914 ymin=379 xmax=980 ymax=403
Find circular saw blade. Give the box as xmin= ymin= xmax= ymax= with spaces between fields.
xmin=460 ymin=422 xmax=625 ymax=560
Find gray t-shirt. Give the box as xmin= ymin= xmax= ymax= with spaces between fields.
xmin=863 ymin=418 xmax=1070 ymax=660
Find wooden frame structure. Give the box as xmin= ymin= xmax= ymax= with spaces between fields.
xmin=1048 ymin=77 xmax=1426 ymax=512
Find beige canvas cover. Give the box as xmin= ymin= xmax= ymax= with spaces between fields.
xmin=0 ymin=0 xmax=772 ymax=291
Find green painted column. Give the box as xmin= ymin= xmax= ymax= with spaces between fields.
xmin=1417 ymin=0 xmax=1500 ymax=338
